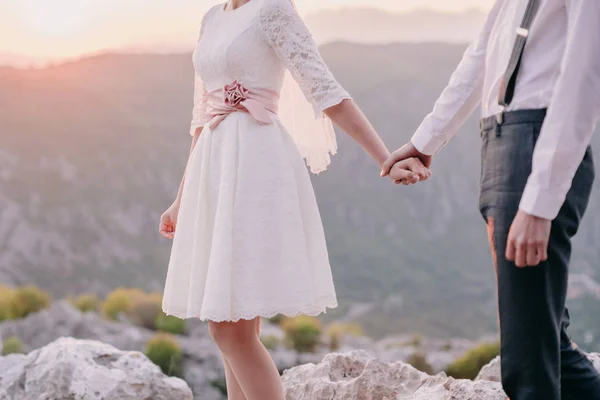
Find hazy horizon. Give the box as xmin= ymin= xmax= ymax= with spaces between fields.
xmin=1 ymin=0 xmax=493 ymax=67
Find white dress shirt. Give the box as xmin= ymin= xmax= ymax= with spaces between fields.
xmin=411 ymin=0 xmax=600 ymax=220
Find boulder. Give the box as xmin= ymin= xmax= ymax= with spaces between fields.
xmin=476 ymin=352 xmax=600 ymax=383
xmin=0 ymin=301 xmax=225 ymax=399
xmin=475 ymin=356 xmax=501 ymax=382
xmin=0 ymin=337 xmax=192 ymax=400
xmin=282 ymin=350 xmax=506 ymax=400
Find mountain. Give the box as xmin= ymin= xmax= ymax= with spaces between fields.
xmin=1 ymin=43 xmax=599 ymax=348
xmin=305 ymin=8 xmax=486 ymax=44
xmin=0 ymin=8 xmax=488 ymax=68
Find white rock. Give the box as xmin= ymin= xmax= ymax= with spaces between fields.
xmin=475 ymin=356 xmax=501 ymax=382
xmin=0 ymin=337 xmax=192 ymax=400
xmin=476 ymin=353 xmax=600 ymax=383
xmin=282 ymin=350 xmax=506 ymax=400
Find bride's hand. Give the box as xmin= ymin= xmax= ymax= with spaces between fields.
xmin=388 ymin=157 xmax=431 ymax=185
xmin=159 ymin=201 xmax=181 ymax=239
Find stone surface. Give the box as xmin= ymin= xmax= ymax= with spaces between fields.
xmin=0 ymin=301 xmax=153 ymax=353
xmin=282 ymin=350 xmax=507 ymax=400
xmin=475 ymin=356 xmax=501 ymax=382
xmin=9 ymin=303 xmax=600 ymax=399
xmin=0 ymin=301 xmax=224 ymax=399
xmin=476 ymin=353 xmax=600 ymax=383
xmin=0 ymin=337 xmax=192 ymax=400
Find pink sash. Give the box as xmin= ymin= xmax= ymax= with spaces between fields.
xmin=205 ymin=81 xmax=279 ymax=130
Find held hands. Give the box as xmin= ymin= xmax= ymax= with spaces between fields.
xmin=380 ymin=142 xmax=433 ymax=185
xmin=386 ymin=157 xmax=430 ymax=185
xmin=159 ymin=200 xmax=181 ymax=239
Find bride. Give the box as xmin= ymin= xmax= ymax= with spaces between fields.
xmin=159 ymin=0 xmax=429 ymax=398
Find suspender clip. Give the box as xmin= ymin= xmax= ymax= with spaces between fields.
xmin=496 ymin=107 xmax=505 ymax=125
xmin=516 ymin=27 xmax=529 ymax=37
xmin=495 ymin=107 xmax=505 ymax=137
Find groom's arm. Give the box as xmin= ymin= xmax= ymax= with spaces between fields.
xmin=381 ymin=0 xmax=504 ymax=178
xmin=518 ymin=0 xmax=600 ymax=220
xmin=409 ymin=0 xmax=504 ymax=156
xmin=506 ymin=0 xmax=600 ymax=268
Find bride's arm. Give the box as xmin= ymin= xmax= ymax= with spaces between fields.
xmin=325 ymin=100 xmax=427 ymax=181
xmin=324 ymin=100 xmax=388 ymax=168
xmin=173 ymin=128 xmax=202 ymax=205
xmin=260 ymin=0 xmax=427 ymax=179
xmin=159 ymin=128 xmax=202 ymax=239
xmin=159 ymin=69 xmax=208 ymax=239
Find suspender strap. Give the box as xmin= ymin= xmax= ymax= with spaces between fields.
xmin=497 ymin=0 xmax=541 ymax=111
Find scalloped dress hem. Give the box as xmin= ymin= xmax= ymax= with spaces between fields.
xmin=162 ymin=299 xmax=338 ymax=322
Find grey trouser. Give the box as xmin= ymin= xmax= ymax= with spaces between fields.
xmin=479 ymin=108 xmax=600 ymax=400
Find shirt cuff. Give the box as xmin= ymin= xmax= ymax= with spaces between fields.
xmin=410 ymin=126 xmax=448 ymax=156
xmin=518 ymin=183 xmax=566 ymax=220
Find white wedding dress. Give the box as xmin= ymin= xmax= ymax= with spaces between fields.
xmin=162 ymin=0 xmax=351 ymax=322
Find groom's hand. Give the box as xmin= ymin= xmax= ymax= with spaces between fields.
xmin=505 ymin=210 xmax=551 ymax=267
xmin=381 ymin=142 xmax=433 ymax=178
xmin=388 ymin=158 xmax=430 ymax=185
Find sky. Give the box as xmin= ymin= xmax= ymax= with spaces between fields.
xmin=0 ymin=0 xmax=494 ymax=65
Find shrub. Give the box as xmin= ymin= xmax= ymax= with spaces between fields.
xmin=446 ymin=342 xmax=500 ymax=380
xmin=145 ymin=333 xmax=183 ymax=377
xmin=2 ymin=336 xmax=23 ymax=355
xmin=261 ymin=335 xmax=280 ymax=351
xmin=406 ymin=334 xmax=423 ymax=348
xmin=268 ymin=314 xmax=284 ymax=326
xmin=128 ymin=296 xmax=162 ymax=330
xmin=0 ymin=286 xmax=15 ymax=322
xmin=325 ymin=322 xmax=364 ymax=351
xmin=71 ymin=294 xmax=101 ymax=313
xmin=102 ymin=288 xmax=145 ymax=321
xmin=155 ymin=313 xmax=186 ymax=335
xmin=281 ymin=316 xmax=322 ymax=353
xmin=441 ymin=341 xmax=453 ymax=351
xmin=407 ymin=351 xmax=435 ymax=375
xmin=11 ymin=286 xmax=51 ymax=319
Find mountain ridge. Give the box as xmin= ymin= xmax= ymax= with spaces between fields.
xmin=1 ymin=42 xmax=598 ymax=348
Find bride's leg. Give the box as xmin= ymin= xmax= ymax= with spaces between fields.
xmin=223 ymin=358 xmax=247 ymax=400
xmin=218 ymin=318 xmax=263 ymax=400
xmin=209 ymin=318 xmax=284 ymax=400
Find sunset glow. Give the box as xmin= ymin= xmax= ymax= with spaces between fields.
xmin=0 ymin=0 xmax=494 ymax=66
xmin=21 ymin=0 xmax=93 ymax=36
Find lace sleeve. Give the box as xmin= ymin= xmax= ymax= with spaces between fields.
xmin=189 ymin=9 xmax=213 ymax=136
xmin=260 ymin=0 xmax=351 ymax=117
xmin=190 ymin=73 xmax=207 ymax=136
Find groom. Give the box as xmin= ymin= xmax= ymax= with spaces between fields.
xmin=382 ymin=0 xmax=600 ymax=399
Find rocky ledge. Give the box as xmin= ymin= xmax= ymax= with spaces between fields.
xmin=282 ymin=350 xmax=600 ymax=400
xmin=0 ymin=337 xmax=192 ymax=400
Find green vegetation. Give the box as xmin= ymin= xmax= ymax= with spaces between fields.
xmin=325 ymin=322 xmax=364 ymax=351
xmin=145 ymin=333 xmax=183 ymax=377
xmin=260 ymin=335 xmax=281 ymax=351
xmin=155 ymin=313 xmax=186 ymax=335
xmin=0 ymin=286 xmax=16 ymax=322
xmin=101 ymin=289 xmax=186 ymax=334
xmin=446 ymin=342 xmax=500 ymax=380
xmin=2 ymin=336 xmax=24 ymax=355
xmin=281 ymin=316 xmax=322 ymax=353
xmin=10 ymin=286 xmax=51 ymax=319
xmin=406 ymin=334 xmax=423 ymax=348
xmin=441 ymin=341 xmax=453 ymax=351
xmin=127 ymin=294 xmax=162 ymax=330
xmin=102 ymin=288 xmax=145 ymax=321
xmin=406 ymin=351 xmax=435 ymax=375
xmin=70 ymin=293 xmax=101 ymax=313
xmin=268 ymin=314 xmax=284 ymax=326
